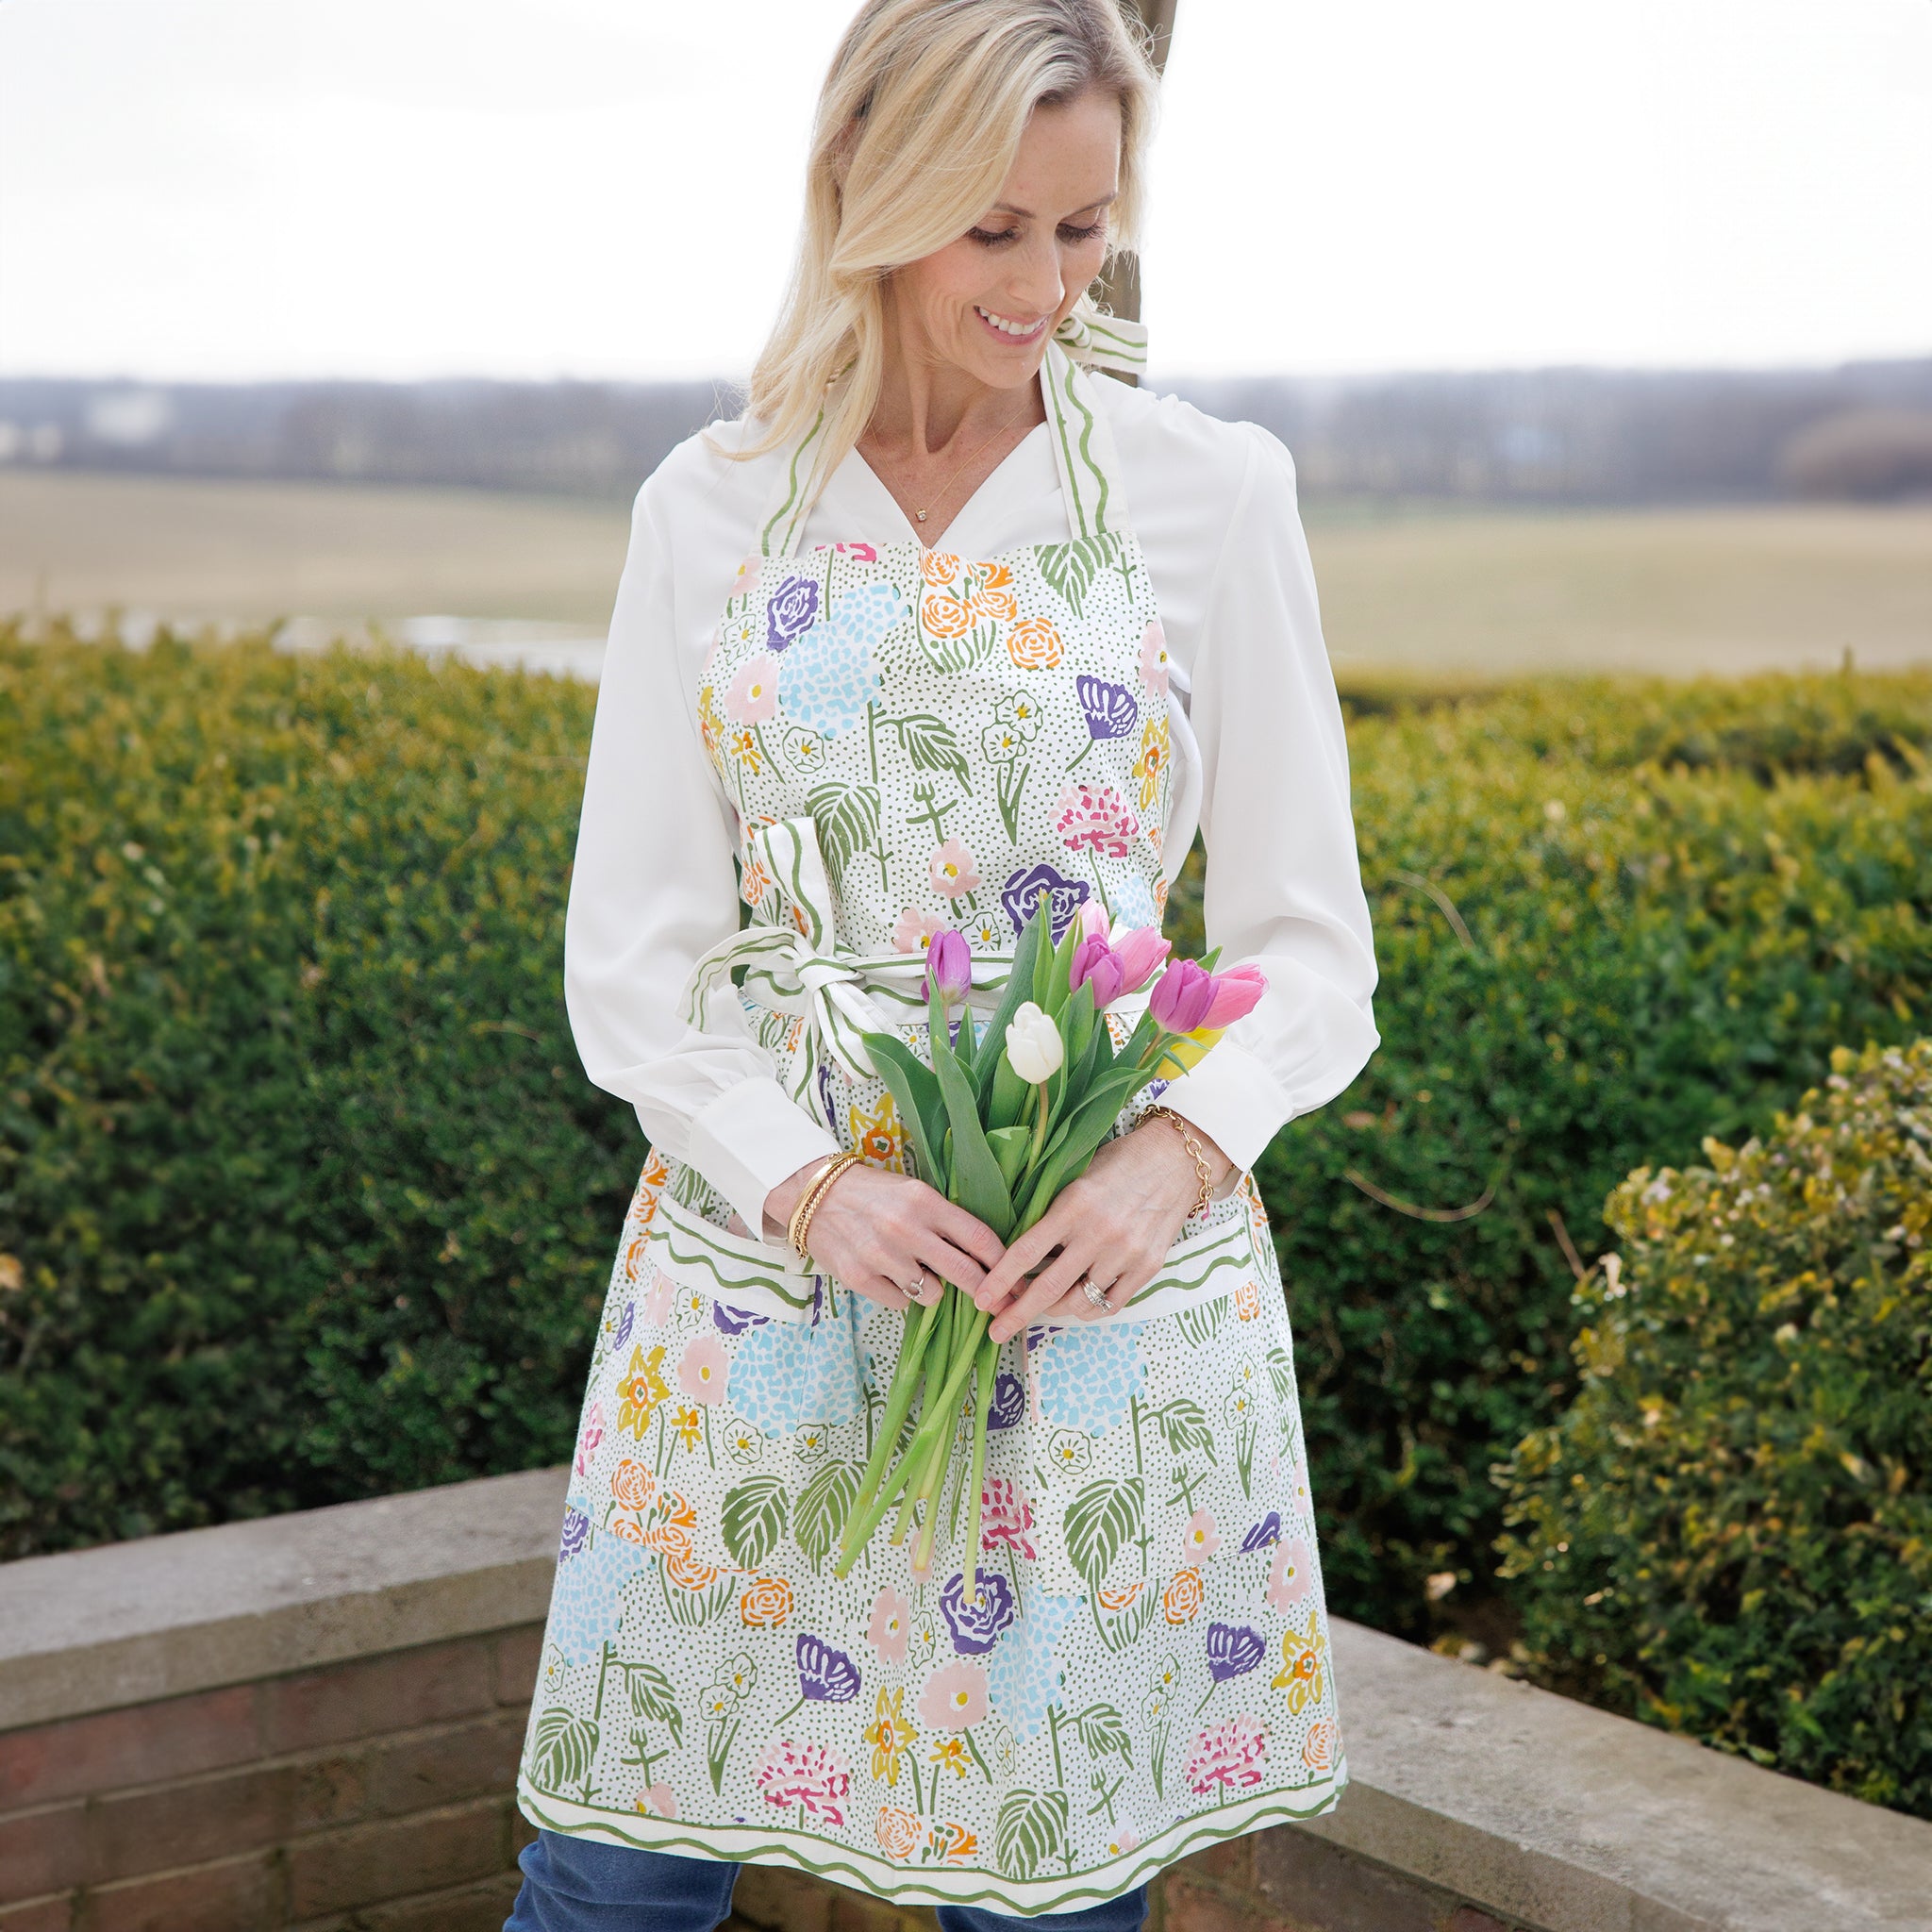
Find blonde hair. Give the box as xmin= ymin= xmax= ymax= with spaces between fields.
xmin=736 ymin=0 xmax=1159 ymax=502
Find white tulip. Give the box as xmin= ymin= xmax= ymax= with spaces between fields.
xmin=1005 ymin=1001 xmax=1065 ymax=1084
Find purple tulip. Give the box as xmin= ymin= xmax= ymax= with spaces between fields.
xmin=1113 ymin=926 xmax=1172 ymax=995
xmin=925 ymin=928 xmax=972 ymax=1008
xmin=1199 ymin=964 xmax=1268 ymax=1029
xmin=1069 ymin=934 xmax=1126 ymax=1010
xmin=764 ymin=575 xmax=821 ymax=651
xmin=795 ymin=1634 xmax=861 ymax=1703
xmin=1206 ymin=1622 xmax=1267 ymax=1683
xmin=1149 ymin=958 xmax=1216 ymax=1033
xmin=940 ymin=1568 xmax=1018 ymax=1655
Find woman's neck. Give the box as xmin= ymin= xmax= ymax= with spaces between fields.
xmin=866 ymin=297 xmax=1044 ymax=457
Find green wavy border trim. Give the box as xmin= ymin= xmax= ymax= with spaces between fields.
xmin=762 ymin=410 xmax=827 ymax=558
xmin=517 ymin=1763 xmax=1345 ymax=1915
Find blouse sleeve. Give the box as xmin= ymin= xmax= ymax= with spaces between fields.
xmin=563 ymin=475 xmax=840 ymax=1230
xmin=1154 ymin=425 xmax=1380 ymax=1170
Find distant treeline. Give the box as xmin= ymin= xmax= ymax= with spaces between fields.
xmin=3 ymin=359 xmax=1930 ymax=505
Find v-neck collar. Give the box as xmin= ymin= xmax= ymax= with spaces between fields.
xmin=843 ymin=420 xmax=1055 ymax=554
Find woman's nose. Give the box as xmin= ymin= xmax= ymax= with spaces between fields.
xmin=1002 ymin=239 xmax=1065 ymax=322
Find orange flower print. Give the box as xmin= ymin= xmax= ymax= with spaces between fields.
xmin=664 ymin=1546 xmax=724 ymax=1592
xmin=740 ymin=855 xmax=773 ymax=908
xmin=970 ymin=560 xmax=1018 ymax=624
xmin=670 ymin=1402 xmax=703 ymax=1451
xmin=622 ymin=1230 xmax=650 ymax=1284
xmin=876 ymin=1806 xmax=923 ymax=1862
xmin=647 ymin=1489 xmax=698 ymax=1557
xmin=920 ymin=550 xmax=963 ymax=587
xmin=1235 ymin=1281 xmax=1261 ymax=1322
xmin=1154 ymin=876 xmax=1170 ymax=919
xmin=1133 ymin=715 xmax=1170 ymax=812
xmin=1302 ymin=1717 xmax=1340 ymax=1774
xmin=849 ymin=1092 xmax=907 ymax=1171
xmin=1006 ymin=615 xmax=1062 ymax=670
xmin=610 ymin=1458 xmax=655 ymax=1511
xmin=609 ymin=1517 xmax=648 ymax=1545
xmin=1098 ymin=1580 xmax=1145 ymax=1612
xmin=740 ymin=1574 xmax=794 ymax=1628
xmin=931 ymin=1822 xmax=979 ymax=1862
xmin=922 ymin=592 xmax=974 ymax=639
xmin=615 ymin=1344 xmax=671 ymax=1441
xmin=635 ymin=1149 xmax=670 ymax=1217
xmin=1162 ymin=1565 xmax=1206 ymax=1624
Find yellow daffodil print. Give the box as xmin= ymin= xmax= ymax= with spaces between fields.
xmin=615 ymin=1343 xmax=671 ymax=1440
xmin=865 ymin=1686 xmax=916 ymax=1786
xmin=1271 ymin=1608 xmax=1327 ymax=1716
xmin=1133 ymin=714 xmax=1170 ymax=811
xmin=929 ymin=1736 xmax=971 ymax=1780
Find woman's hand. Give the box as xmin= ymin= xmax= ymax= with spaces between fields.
xmin=762 ymin=1160 xmax=1007 ymax=1313
xmin=973 ymin=1118 xmax=1234 ymax=1343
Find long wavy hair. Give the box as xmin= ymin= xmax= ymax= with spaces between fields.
xmin=733 ymin=0 xmax=1159 ymax=503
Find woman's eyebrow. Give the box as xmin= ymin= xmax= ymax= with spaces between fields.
xmin=985 ymin=190 xmax=1121 ymax=221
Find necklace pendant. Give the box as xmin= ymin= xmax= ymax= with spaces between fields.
xmin=915 ymin=509 xmax=928 ymax=523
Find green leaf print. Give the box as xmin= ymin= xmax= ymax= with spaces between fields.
xmin=1063 ymin=1476 xmax=1144 ymax=1595
xmin=890 ymin=713 xmax=972 ymax=792
xmin=1035 ymin=534 xmax=1117 ymax=621
xmin=1175 ymin=1301 xmax=1229 ymax=1348
xmin=626 ymin=1661 xmax=684 ymax=1747
xmin=805 ymin=779 xmax=882 ymax=895
xmin=795 ymin=1459 xmax=863 ymax=1572
xmin=994 ymin=759 xmax=1029 ymax=843
xmin=995 ymin=1788 xmax=1071 ymax=1882
xmin=1154 ymin=1397 xmax=1217 ymax=1463
xmin=1265 ymin=1345 xmax=1294 ymax=1405
xmin=721 ymin=1476 xmax=789 ymax=1573
xmin=529 ymin=1706 xmax=600 ymax=1793
xmin=1074 ymin=1703 xmax=1132 ymax=1765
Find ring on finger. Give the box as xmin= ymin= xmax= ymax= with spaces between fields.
xmin=1079 ymin=1276 xmax=1112 ymax=1313
xmin=901 ymin=1266 xmax=930 ymax=1299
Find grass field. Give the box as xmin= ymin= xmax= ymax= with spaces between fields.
xmin=3 ymin=469 xmax=1928 ymax=676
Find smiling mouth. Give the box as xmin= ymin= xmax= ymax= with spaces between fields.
xmin=974 ymin=305 xmax=1049 ymax=344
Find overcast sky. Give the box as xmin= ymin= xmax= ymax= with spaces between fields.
xmin=1 ymin=0 xmax=1927 ymax=383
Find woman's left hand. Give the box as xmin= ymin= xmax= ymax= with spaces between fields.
xmin=973 ymin=1119 xmax=1231 ymax=1343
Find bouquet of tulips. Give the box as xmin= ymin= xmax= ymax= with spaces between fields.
xmin=831 ymin=891 xmax=1265 ymax=1581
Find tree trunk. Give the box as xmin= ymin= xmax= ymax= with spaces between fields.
xmin=1095 ymin=0 xmax=1178 ymax=375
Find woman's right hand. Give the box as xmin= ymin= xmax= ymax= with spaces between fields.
xmin=762 ymin=1160 xmax=1006 ymax=1313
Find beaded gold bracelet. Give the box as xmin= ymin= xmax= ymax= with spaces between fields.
xmin=1143 ymin=1106 xmax=1217 ymax=1222
xmin=787 ymin=1151 xmax=862 ymax=1261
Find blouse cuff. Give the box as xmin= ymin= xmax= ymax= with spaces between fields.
xmin=685 ymin=1077 xmax=841 ymax=1235
xmin=1153 ymin=1037 xmax=1296 ymax=1176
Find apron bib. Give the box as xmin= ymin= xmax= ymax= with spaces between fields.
xmin=518 ymin=343 xmax=1346 ymax=1907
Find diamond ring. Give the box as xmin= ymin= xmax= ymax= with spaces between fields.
xmin=1080 ymin=1276 xmax=1112 ymax=1313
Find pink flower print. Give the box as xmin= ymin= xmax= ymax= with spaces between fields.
xmin=979 ymin=1476 xmax=1037 ymax=1559
xmin=701 ymin=623 xmax=724 ymax=685
xmin=1106 ymin=1830 xmax=1140 ymax=1857
xmin=891 ymin=906 xmax=945 ymax=955
xmin=1179 ymin=1507 xmax=1219 ymax=1563
xmin=637 ymin=1781 xmax=678 ymax=1819
xmin=1140 ymin=618 xmax=1171 ymax=695
xmin=1185 ymin=1712 xmax=1267 ymax=1794
xmin=728 ymin=554 xmax=763 ymax=603
xmin=753 ymin=1739 xmax=850 ymax=1825
xmin=641 ymin=1270 xmax=675 ymax=1329
xmin=1267 ymin=1534 xmax=1314 ymax=1613
xmin=1054 ymin=783 xmax=1140 ymax=860
xmin=725 ymin=653 xmax=780 ymax=724
xmin=835 ymin=541 xmax=879 ymax=563
xmin=918 ymin=1659 xmax=991 ymax=1731
xmin=869 ymin=1585 xmax=912 ymax=1663
xmin=677 ymin=1333 xmax=728 ymax=1405
xmin=573 ymin=1400 xmax=605 ymax=1478
xmin=928 ymin=839 xmax=981 ymax=899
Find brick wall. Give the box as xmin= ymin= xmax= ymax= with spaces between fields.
xmin=0 ymin=1626 xmax=543 ymax=1932
xmin=0 ymin=1612 xmax=1521 ymax=1932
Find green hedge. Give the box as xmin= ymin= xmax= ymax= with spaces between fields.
xmin=0 ymin=624 xmax=632 ymax=1557
xmin=1496 ymin=1041 xmax=1932 ymax=1818
xmin=8 ymin=630 xmax=1932 ymax=1683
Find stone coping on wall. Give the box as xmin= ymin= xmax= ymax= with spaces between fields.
xmin=3 ymin=1468 xmax=1927 ymax=1932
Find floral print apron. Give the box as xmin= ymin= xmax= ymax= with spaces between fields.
xmin=517 ymin=342 xmax=1346 ymax=1911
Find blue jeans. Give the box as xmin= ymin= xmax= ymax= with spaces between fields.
xmin=507 ymin=1831 xmax=1149 ymax=1932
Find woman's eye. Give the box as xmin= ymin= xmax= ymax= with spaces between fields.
xmin=968 ymin=226 xmax=1019 ymax=247
xmin=1058 ymin=220 xmax=1106 ymax=243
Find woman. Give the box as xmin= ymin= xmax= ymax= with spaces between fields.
xmin=511 ymin=2 xmax=1377 ymax=1925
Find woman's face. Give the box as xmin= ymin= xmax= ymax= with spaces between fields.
xmin=891 ymin=87 xmax=1122 ymax=391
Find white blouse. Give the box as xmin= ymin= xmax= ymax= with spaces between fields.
xmin=564 ymin=376 xmax=1380 ymax=1232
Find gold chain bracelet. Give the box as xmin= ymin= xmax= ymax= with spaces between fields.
xmin=787 ymin=1151 xmax=862 ymax=1261
xmin=1143 ymin=1106 xmax=1216 ymax=1222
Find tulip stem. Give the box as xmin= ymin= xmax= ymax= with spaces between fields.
xmin=960 ymin=1336 xmax=997 ymax=1603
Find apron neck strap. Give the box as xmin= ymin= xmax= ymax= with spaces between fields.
xmin=754 ymin=329 xmax=1137 ymax=560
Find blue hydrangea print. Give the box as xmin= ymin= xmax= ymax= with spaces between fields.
xmin=779 ymin=582 xmax=900 ymax=737
xmin=989 ymin=1589 xmax=1079 ymax=1741
xmin=1038 ymin=1324 xmax=1146 ymax=1433
xmin=1110 ymin=874 xmax=1157 ymax=930
xmin=730 ymin=1299 xmax=864 ymax=1435
xmin=546 ymin=1525 xmax=647 ymax=1664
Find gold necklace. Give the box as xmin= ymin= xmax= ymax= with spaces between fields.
xmin=898 ymin=408 xmax=1027 ymax=525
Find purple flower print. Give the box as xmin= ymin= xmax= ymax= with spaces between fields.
xmin=1239 ymin=1512 xmax=1282 ymax=1553
xmin=1206 ymin=1622 xmax=1267 ymax=1684
xmin=986 ymin=1372 xmax=1025 ymax=1430
xmin=940 ymin=1567 xmax=1018 ymax=1655
xmin=796 ymin=1633 xmax=862 ymax=1704
xmin=1000 ymin=862 xmax=1089 ymax=944
xmin=713 ymin=1301 xmax=771 ymax=1337
xmin=558 ymin=1506 xmax=591 ymax=1564
xmin=1075 ymin=675 xmax=1138 ymax=742
xmin=613 ymin=1301 xmax=636 ymax=1349
xmin=765 ymin=575 xmax=821 ymax=651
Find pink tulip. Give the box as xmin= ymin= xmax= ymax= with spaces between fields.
xmin=1199 ymin=964 xmax=1267 ymax=1029
xmin=1076 ymin=901 xmax=1110 ymax=942
xmin=1113 ymin=926 xmax=1171 ymax=994
xmin=1070 ymin=934 xmax=1126 ymax=1009
xmin=1149 ymin=958 xmax=1215 ymax=1033
xmin=925 ymin=928 xmax=972 ymax=1008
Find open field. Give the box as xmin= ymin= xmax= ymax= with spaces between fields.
xmin=3 ymin=469 xmax=1928 ymax=675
